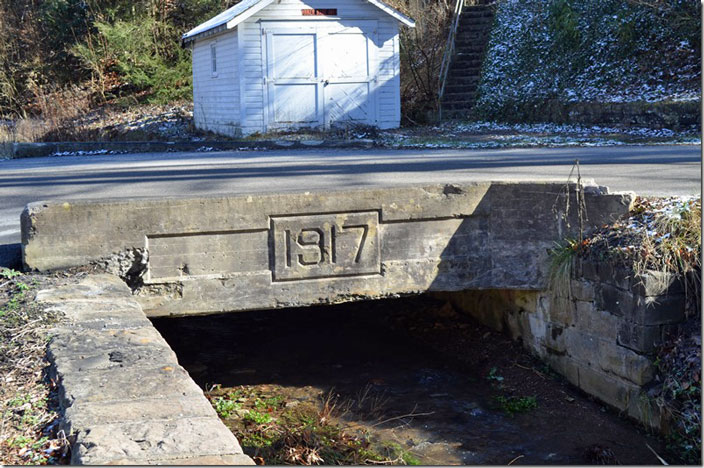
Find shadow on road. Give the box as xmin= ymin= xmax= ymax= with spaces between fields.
xmin=0 ymin=147 xmax=699 ymax=188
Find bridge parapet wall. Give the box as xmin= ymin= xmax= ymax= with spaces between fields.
xmin=21 ymin=182 xmax=633 ymax=317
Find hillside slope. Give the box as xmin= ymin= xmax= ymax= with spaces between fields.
xmin=474 ymin=0 xmax=701 ymax=125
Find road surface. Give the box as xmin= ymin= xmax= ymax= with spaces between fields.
xmin=1 ymin=145 xmax=700 ymax=266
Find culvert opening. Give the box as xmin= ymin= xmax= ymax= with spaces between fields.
xmin=151 ymin=294 xmax=663 ymax=465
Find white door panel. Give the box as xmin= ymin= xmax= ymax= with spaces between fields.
xmin=263 ymin=21 xmax=377 ymax=131
xmin=321 ymin=32 xmax=369 ymax=78
xmin=273 ymin=83 xmax=319 ymax=123
xmin=271 ymin=33 xmax=316 ymax=79
xmin=326 ymin=82 xmax=371 ymax=123
xmin=318 ymin=23 xmax=377 ymax=127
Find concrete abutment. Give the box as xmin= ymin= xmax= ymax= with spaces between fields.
xmin=434 ymin=255 xmax=691 ymax=431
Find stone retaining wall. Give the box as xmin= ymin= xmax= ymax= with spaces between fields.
xmin=441 ymin=260 xmax=687 ymax=430
xmin=502 ymin=99 xmax=700 ymax=130
xmin=38 ymin=274 xmax=253 ymax=465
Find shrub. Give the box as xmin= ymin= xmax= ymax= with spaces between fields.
xmin=72 ymin=17 xmax=192 ymax=103
xmin=387 ymin=0 xmax=453 ymax=124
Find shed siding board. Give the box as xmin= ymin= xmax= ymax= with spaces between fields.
xmin=376 ymin=18 xmax=401 ymax=129
xmin=239 ymin=20 xmax=266 ymax=135
xmin=194 ymin=0 xmax=403 ymax=135
xmin=192 ymin=30 xmax=241 ymax=136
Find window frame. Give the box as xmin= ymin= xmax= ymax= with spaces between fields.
xmin=210 ymin=42 xmax=218 ymax=77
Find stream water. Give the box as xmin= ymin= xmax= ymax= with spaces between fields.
xmin=152 ymin=295 xmax=664 ymax=465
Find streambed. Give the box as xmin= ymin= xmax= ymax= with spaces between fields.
xmin=152 ymin=295 xmax=664 ymax=465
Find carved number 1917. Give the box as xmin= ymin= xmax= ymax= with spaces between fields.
xmin=272 ymin=212 xmax=380 ymax=281
xmin=283 ymin=224 xmax=368 ymax=268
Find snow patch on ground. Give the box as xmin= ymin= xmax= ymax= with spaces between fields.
xmin=380 ymin=120 xmax=701 ymax=149
xmin=51 ymin=149 xmax=127 ymax=157
xmin=446 ymin=121 xmax=684 ymax=138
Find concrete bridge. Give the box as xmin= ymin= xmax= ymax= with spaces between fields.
xmin=27 ymin=181 xmax=684 ymax=464
xmin=22 ymin=182 xmax=632 ymax=316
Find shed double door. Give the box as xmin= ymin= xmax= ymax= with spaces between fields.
xmin=263 ymin=21 xmax=377 ymax=130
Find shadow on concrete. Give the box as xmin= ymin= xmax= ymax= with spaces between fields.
xmin=424 ymin=182 xmax=619 ymax=295
xmin=0 ymin=243 xmax=21 ymax=269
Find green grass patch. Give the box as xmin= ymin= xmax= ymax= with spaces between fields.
xmin=254 ymin=395 xmax=284 ymax=411
xmin=0 ymin=268 xmax=23 ymax=279
xmin=243 ymin=410 xmax=273 ymax=425
xmin=492 ymin=395 xmax=538 ymax=417
xmin=213 ymin=396 xmax=241 ymax=419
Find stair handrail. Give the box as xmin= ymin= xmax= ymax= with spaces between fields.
xmin=438 ymin=0 xmax=465 ymax=118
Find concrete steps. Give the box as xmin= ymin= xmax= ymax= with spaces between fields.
xmin=443 ymin=88 xmax=480 ymax=99
xmin=440 ymin=3 xmax=497 ymax=118
xmin=447 ymin=67 xmax=483 ymax=79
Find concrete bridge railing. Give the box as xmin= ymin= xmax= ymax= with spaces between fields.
xmin=21 ymin=182 xmax=633 ymax=317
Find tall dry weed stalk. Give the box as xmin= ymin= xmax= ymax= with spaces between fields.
xmin=386 ymin=0 xmax=454 ymax=123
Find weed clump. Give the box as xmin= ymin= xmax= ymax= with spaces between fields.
xmin=492 ymin=395 xmax=538 ymax=417
xmin=485 ymin=367 xmax=538 ymax=417
xmin=549 ymin=196 xmax=701 ymax=313
xmin=585 ymin=196 xmax=700 ymax=311
xmin=213 ymin=395 xmax=240 ymax=419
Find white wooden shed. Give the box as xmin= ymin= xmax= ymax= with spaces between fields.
xmin=182 ymin=0 xmax=415 ymax=136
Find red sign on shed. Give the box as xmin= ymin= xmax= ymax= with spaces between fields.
xmin=301 ymin=8 xmax=337 ymax=16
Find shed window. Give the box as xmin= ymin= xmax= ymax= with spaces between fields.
xmin=210 ymin=43 xmax=217 ymax=76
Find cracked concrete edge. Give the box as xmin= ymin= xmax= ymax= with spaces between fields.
xmin=39 ymin=273 xmax=254 ymax=465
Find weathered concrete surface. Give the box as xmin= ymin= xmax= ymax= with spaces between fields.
xmin=1 ymin=145 xmax=699 ymax=261
xmin=40 ymin=274 xmax=253 ymax=465
xmin=23 ymin=182 xmax=633 ymax=316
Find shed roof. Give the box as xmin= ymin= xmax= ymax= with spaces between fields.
xmin=182 ymin=0 xmax=415 ymax=43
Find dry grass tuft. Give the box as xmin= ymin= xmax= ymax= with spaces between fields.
xmin=0 ymin=269 xmax=70 ymax=465
xmin=0 ymin=85 xmax=93 ymax=143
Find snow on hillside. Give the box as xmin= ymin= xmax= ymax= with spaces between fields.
xmin=476 ymin=0 xmax=701 ymax=115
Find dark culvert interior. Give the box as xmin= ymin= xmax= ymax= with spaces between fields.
xmin=151 ymin=294 xmax=664 ymax=465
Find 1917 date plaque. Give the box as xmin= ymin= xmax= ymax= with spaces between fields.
xmin=271 ymin=212 xmax=380 ymax=281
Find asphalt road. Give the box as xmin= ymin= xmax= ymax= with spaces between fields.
xmin=1 ymin=144 xmax=700 ymax=266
